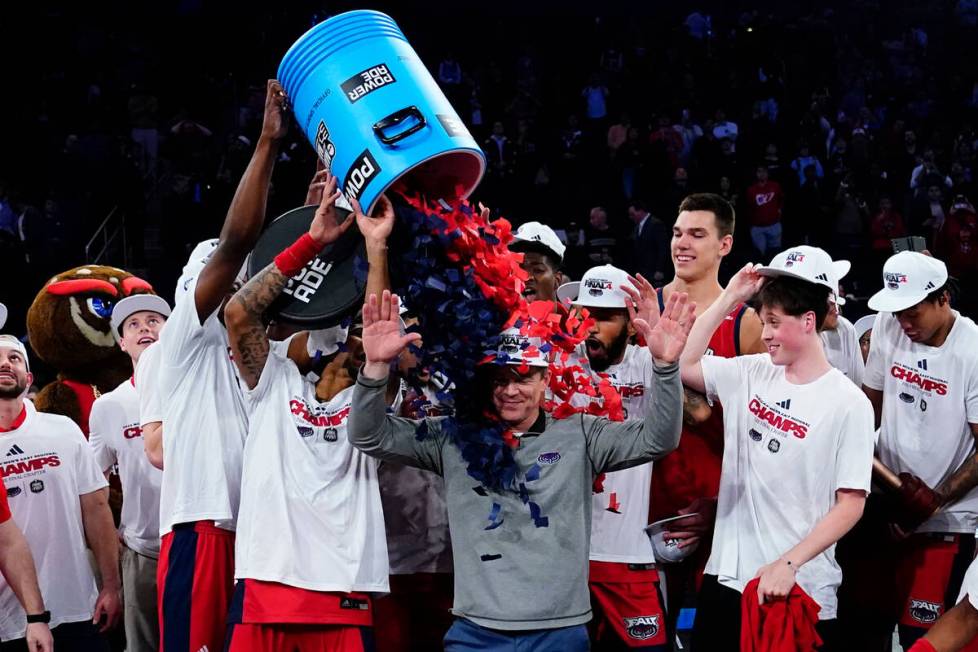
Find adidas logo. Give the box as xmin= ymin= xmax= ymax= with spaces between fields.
xmin=917 ymin=359 xmax=928 ymax=370
xmin=924 ymin=281 xmax=936 ymax=290
xmin=775 ymin=399 xmax=791 ymax=410
xmin=814 ymin=273 xmax=828 ymax=282
xmin=6 ymin=445 xmax=24 ymax=457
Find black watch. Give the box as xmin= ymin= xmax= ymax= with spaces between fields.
xmin=26 ymin=611 xmax=50 ymax=624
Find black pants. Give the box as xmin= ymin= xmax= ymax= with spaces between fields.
xmin=1 ymin=620 xmax=109 ymax=652
xmin=691 ymin=574 xmax=839 ymax=652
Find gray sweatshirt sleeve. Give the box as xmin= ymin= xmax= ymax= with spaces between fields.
xmin=585 ymin=361 xmax=683 ymax=474
xmin=347 ymin=372 xmax=446 ymax=475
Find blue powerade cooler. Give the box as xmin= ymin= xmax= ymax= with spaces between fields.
xmin=278 ymin=10 xmax=486 ymax=213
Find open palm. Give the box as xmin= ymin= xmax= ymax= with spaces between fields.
xmin=362 ymin=291 xmax=421 ymax=364
xmin=634 ymin=292 xmax=696 ymax=365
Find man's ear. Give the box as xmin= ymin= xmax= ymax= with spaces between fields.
xmin=554 ymin=270 xmax=565 ymax=286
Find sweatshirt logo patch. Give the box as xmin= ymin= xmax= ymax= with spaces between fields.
xmin=623 ymin=615 xmax=660 ymax=640
xmin=537 ymin=451 xmax=561 ymax=465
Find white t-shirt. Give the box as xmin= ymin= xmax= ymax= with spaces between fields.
xmin=89 ymin=378 xmax=163 ymax=557
xmin=702 ymin=354 xmax=874 ymax=619
xmin=138 ymin=275 xmax=249 ymax=536
xmin=0 ymin=402 xmax=108 ymax=639
xmin=234 ymin=341 xmax=389 ymax=593
xmin=379 ymin=383 xmax=453 ymax=575
xmin=572 ymin=343 xmax=657 ymax=564
xmin=864 ymin=311 xmax=978 ymax=534
xmin=820 ymin=315 xmax=865 ymax=387
xmin=957 ymin=555 xmax=978 ymax=608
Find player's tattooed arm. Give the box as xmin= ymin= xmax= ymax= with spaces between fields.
xmin=225 ymin=263 xmax=290 ymax=390
xmin=935 ymin=423 xmax=978 ymax=506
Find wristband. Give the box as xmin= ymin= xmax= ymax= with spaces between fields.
xmin=274 ymin=233 xmax=322 ymax=277
xmin=26 ymin=611 xmax=50 ymax=624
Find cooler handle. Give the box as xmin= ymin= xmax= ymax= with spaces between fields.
xmin=373 ymin=106 xmax=426 ymax=145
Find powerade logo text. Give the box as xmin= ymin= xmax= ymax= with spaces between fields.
xmin=890 ymin=364 xmax=948 ymax=395
xmin=315 ymin=121 xmax=336 ymax=170
xmin=283 ymin=257 xmax=334 ymax=304
xmin=747 ymin=397 xmax=808 ymax=438
xmin=341 ymin=64 xmax=396 ymax=103
xmin=343 ymin=150 xmax=382 ymax=206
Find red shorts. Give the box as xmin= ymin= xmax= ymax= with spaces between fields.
xmin=228 ymin=579 xmax=373 ymax=627
xmin=157 ymin=520 xmax=235 ymax=652
xmin=898 ymin=533 xmax=975 ymax=630
xmin=225 ymin=623 xmax=375 ymax=652
xmin=373 ymin=573 xmax=453 ymax=652
xmin=589 ymin=561 xmax=669 ymax=649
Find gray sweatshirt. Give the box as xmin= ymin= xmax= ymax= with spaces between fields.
xmin=348 ymin=362 xmax=683 ymax=631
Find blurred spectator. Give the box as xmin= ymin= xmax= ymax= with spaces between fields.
xmin=127 ymin=84 xmax=159 ymax=179
xmin=627 ymin=200 xmax=670 ymax=284
xmin=934 ymin=196 xmax=978 ymax=290
xmin=438 ymin=52 xmax=462 ymax=86
xmin=790 ymin=144 xmax=825 ymax=185
xmin=582 ymin=206 xmax=621 ymax=267
xmin=746 ymin=165 xmax=785 ymax=257
xmin=869 ymin=196 xmax=908 ymax=258
xmin=582 ymin=74 xmax=609 ymax=123
xmin=712 ymin=109 xmax=739 ymax=148
xmin=607 ymin=113 xmax=631 ymax=156
xmin=673 ymin=109 xmax=704 ymax=166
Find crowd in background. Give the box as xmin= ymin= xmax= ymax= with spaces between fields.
xmin=4 ymin=1 xmax=978 ymax=380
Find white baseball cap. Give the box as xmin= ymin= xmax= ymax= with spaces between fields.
xmin=868 ymin=251 xmax=948 ymax=312
xmin=492 ymin=327 xmax=549 ymax=368
xmin=511 ymin=221 xmax=567 ymax=262
xmin=757 ymin=245 xmax=840 ymax=291
xmin=110 ymin=295 xmax=172 ymax=339
xmin=830 ymin=258 xmax=851 ymax=306
xmin=0 ymin=303 xmax=6 ymax=330
xmin=853 ymin=314 xmax=876 ymax=339
xmin=0 ymin=334 xmax=29 ymax=371
xmin=556 ymin=264 xmax=632 ymax=309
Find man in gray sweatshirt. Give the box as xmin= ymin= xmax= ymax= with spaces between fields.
xmin=349 ymin=290 xmax=693 ymax=650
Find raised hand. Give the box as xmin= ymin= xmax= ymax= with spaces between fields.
xmin=353 ymin=194 xmax=395 ymax=247
xmin=304 ymin=161 xmax=329 ymax=207
xmin=726 ymin=262 xmax=767 ymax=304
xmin=309 ymin=172 xmax=354 ymax=246
xmin=622 ymin=273 xmax=659 ymax=331
xmin=260 ymin=79 xmax=289 ymax=143
xmin=633 ymin=292 xmax=696 ymax=365
xmin=362 ymin=291 xmax=422 ymax=367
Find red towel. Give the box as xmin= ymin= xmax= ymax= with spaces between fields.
xmin=906 ymin=639 xmax=937 ymax=652
xmin=740 ymin=577 xmax=823 ymax=652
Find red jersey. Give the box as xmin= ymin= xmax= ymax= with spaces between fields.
xmin=746 ymin=181 xmax=784 ymax=227
xmin=650 ymin=293 xmax=746 ymax=521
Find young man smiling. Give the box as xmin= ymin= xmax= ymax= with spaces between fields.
xmin=349 ymin=289 xmax=692 ymax=651
xmin=89 ymin=295 xmax=170 ymax=652
xmin=650 ymin=193 xmax=765 ymax=629
xmin=679 ymin=246 xmax=876 ymax=651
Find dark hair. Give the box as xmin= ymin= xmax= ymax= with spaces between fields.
xmin=677 ymin=193 xmax=736 ymax=237
xmin=755 ymin=276 xmax=831 ymax=330
xmin=627 ymin=199 xmax=649 ymax=214
xmin=510 ymin=241 xmax=561 ymax=270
